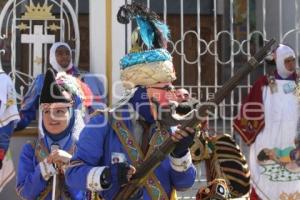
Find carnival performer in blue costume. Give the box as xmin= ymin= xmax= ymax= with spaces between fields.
xmin=16 ymin=42 xmax=105 ymax=130
xmin=16 ymin=68 xmax=87 ymax=200
xmin=65 ymin=3 xmax=196 ymax=200
xmin=0 ymin=70 xmax=19 ymax=169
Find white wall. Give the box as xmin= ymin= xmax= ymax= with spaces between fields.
xmin=89 ymin=0 xmax=131 ymax=104
xmin=110 ymin=0 xmax=129 ymax=104
xmin=89 ymin=0 xmax=107 ymax=100
xmin=89 ymin=0 xmax=106 ymax=75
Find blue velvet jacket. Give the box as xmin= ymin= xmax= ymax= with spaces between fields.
xmin=65 ymin=111 xmax=196 ymax=200
xmin=16 ymin=136 xmax=85 ymax=200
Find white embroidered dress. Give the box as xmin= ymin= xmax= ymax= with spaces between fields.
xmin=250 ymin=79 xmax=300 ymax=200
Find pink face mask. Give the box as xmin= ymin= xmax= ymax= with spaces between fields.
xmin=147 ymin=83 xmax=177 ymax=104
xmin=146 ymin=82 xmax=177 ymax=119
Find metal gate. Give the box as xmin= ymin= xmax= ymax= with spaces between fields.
xmin=126 ymin=0 xmax=300 ymax=134
xmin=0 ymin=0 xmax=299 ymax=199
xmin=0 ymin=0 xmax=80 ymax=100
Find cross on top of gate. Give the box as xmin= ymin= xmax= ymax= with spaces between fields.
xmin=21 ymin=25 xmax=55 ymax=77
xmin=0 ymin=0 xmax=80 ymax=101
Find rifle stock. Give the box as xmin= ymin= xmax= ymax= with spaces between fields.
xmin=113 ymin=39 xmax=277 ymax=200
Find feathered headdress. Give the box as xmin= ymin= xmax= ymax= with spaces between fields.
xmin=40 ymin=68 xmax=92 ymax=109
xmin=118 ymin=3 xmax=176 ymax=89
xmin=117 ymin=3 xmax=170 ymax=50
xmin=55 ymin=71 xmax=93 ymax=108
xmin=40 ymin=68 xmax=72 ymax=105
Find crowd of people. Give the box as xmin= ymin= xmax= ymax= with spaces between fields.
xmin=0 ymin=3 xmax=300 ymax=200
xmin=10 ymin=38 xmax=197 ymax=199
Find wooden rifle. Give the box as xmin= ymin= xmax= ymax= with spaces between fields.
xmin=113 ymin=39 xmax=277 ymax=200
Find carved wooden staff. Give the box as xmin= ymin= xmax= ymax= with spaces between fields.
xmin=50 ymin=144 xmax=60 ymax=200
xmin=114 ymin=38 xmax=277 ymax=200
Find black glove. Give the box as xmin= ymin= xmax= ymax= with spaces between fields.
xmin=175 ymin=98 xmax=199 ymax=115
xmin=100 ymin=167 xmax=112 ymax=189
xmin=100 ymin=162 xmax=131 ymax=190
xmin=172 ymin=130 xmax=194 ymax=158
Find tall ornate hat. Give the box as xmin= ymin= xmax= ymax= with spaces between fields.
xmin=117 ymin=3 xmax=176 ymax=89
xmin=38 ymin=68 xmax=86 ymax=141
xmin=40 ymin=68 xmax=92 ymax=108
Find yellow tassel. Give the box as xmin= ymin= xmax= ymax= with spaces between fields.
xmin=170 ymin=189 xmax=177 ymax=200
